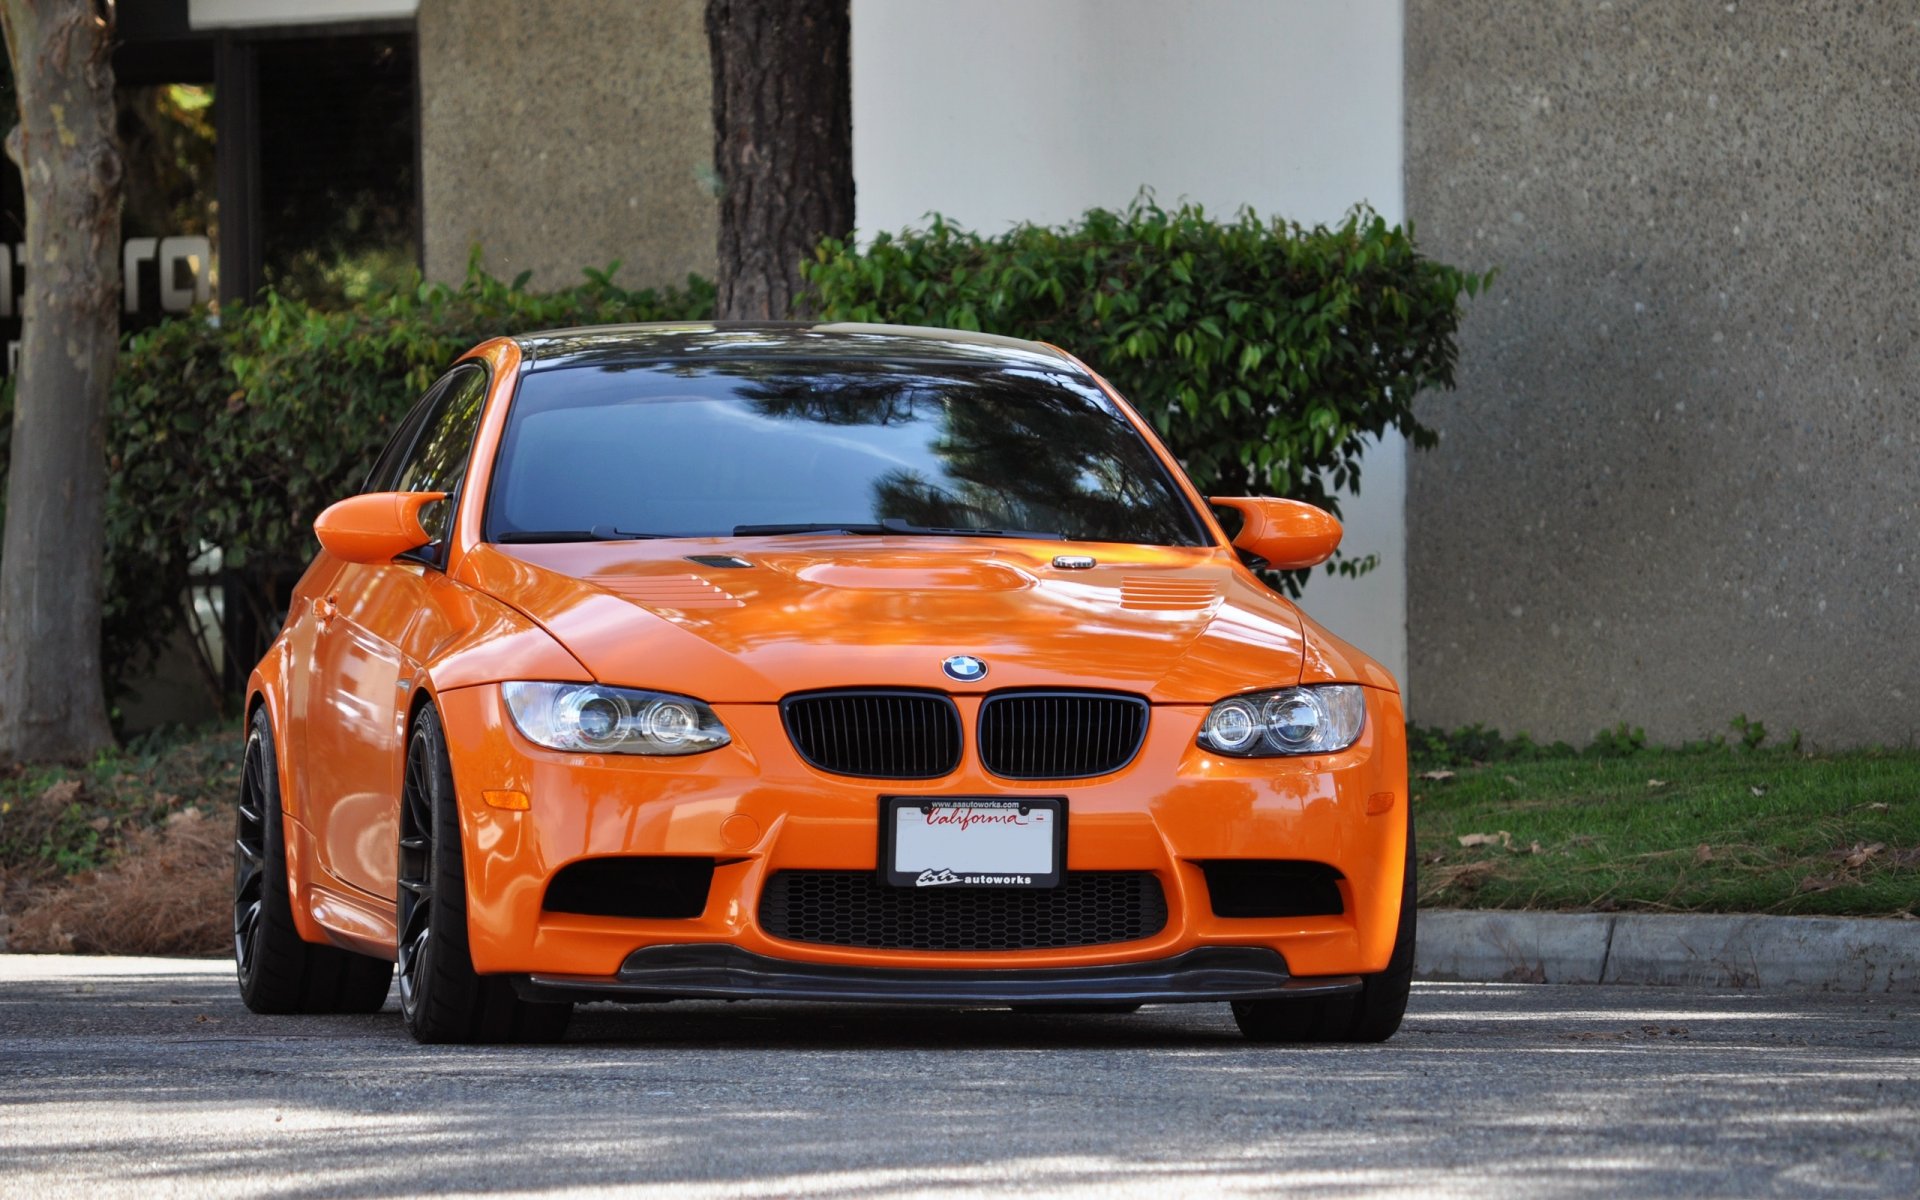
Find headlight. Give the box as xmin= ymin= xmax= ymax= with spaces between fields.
xmin=501 ymin=681 xmax=731 ymax=755
xmin=1198 ymin=685 xmax=1366 ymax=757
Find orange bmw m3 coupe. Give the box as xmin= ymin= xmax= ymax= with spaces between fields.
xmin=234 ymin=323 xmax=1413 ymax=1044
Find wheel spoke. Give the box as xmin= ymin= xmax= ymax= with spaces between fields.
xmin=233 ymin=899 xmax=261 ymax=971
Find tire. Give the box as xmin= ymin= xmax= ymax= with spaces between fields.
xmin=396 ymin=705 xmax=571 ymax=1044
xmin=234 ymin=707 xmax=395 ymax=1015
xmin=1232 ymin=805 xmax=1417 ymax=1044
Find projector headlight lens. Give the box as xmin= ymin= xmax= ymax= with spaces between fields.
xmin=1199 ymin=685 xmax=1366 ymax=757
xmin=502 ymin=682 xmax=731 ymax=756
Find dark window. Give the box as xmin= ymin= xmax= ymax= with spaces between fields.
xmin=485 ymin=360 xmax=1206 ymax=546
xmin=363 ymin=376 xmax=449 ymax=495
xmin=395 ymin=364 xmax=490 ymax=547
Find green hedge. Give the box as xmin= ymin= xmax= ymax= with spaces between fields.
xmin=2 ymin=261 xmax=713 ymax=705
xmin=805 ymin=199 xmax=1491 ymax=584
xmin=5 ymin=202 xmax=1488 ymax=713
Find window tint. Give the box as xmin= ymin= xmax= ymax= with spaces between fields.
xmin=484 ymin=360 xmax=1206 ymax=546
xmin=394 ymin=364 xmax=489 ymax=546
xmin=362 ymin=377 xmax=448 ymax=494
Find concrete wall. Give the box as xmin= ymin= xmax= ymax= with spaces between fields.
xmin=1405 ymin=2 xmax=1920 ymax=747
xmin=852 ymin=0 xmax=1411 ymax=687
xmin=416 ymin=0 xmax=716 ymax=291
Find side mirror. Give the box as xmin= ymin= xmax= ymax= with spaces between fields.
xmin=1209 ymin=497 xmax=1343 ymax=570
xmin=313 ymin=491 xmax=446 ymax=565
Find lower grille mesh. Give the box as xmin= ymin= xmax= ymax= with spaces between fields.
xmin=758 ymin=870 xmax=1167 ymax=951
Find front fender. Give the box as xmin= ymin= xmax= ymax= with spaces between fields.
xmin=421 ymin=574 xmax=593 ymax=693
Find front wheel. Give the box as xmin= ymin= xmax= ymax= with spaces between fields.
xmin=396 ymin=705 xmax=571 ymax=1044
xmin=234 ymin=707 xmax=394 ymax=1014
xmin=1232 ymin=806 xmax=1416 ymax=1044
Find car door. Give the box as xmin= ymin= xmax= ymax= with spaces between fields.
xmin=303 ymin=363 xmax=491 ymax=899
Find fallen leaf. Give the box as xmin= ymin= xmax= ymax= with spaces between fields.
xmin=1796 ymin=874 xmax=1838 ymax=894
xmin=1503 ymin=775 xmax=1522 ymax=786
xmin=1694 ymin=844 xmax=1714 ymax=864
xmin=1418 ymin=769 xmax=1456 ymax=783
xmin=39 ymin=779 xmax=83 ymax=807
xmin=1421 ymin=850 xmax=1447 ymax=865
xmin=1749 ymin=785 xmax=1768 ymax=797
xmin=1842 ymin=842 xmax=1886 ymax=869
xmin=86 ymin=817 xmax=110 ymax=832
xmin=1458 ymin=830 xmax=1514 ymax=849
xmin=1647 ymin=779 xmax=1669 ymax=789
xmin=1527 ymin=840 xmax=1543 ymax=855
xmin=1864 ymin=802 xmax=1889 ymax=812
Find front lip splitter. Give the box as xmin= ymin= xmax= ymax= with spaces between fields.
xmin=515 ymin=943 xmax=1362 ymax=1006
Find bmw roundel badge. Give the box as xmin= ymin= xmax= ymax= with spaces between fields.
xmin=941 ymin=655 xmax=988 ymax=682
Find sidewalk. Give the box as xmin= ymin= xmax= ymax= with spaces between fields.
xmin=1415 ymin=909 xmax=1920 ymax=993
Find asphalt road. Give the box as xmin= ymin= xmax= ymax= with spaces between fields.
xmin=2 ymin=956 xmax=1916 ymax=1198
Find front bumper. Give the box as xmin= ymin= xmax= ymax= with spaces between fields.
xmin=435 ymin=683 xmax=1409 ymax=985
xmin=515 ymin=944 xmax=1362 ymax=1005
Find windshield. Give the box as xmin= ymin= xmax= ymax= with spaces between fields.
xmin=484 ymin=359 xmax=1207 ymax=545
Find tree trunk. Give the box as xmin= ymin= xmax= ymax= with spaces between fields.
xmin=0 ymin=0 xmax=119 ymax=762
xmin=707 ymin=0 xmax=852 ymax=321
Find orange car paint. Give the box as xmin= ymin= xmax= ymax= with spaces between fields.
xmin=312 ymin=490 xmax=444 ymax=565
xmin=1207 ymin=496 xmax=1344 ymax=570
xmin=248 ymin=330 xmax=1408 ymax=985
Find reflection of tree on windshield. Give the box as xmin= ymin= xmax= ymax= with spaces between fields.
xmin=738 ymin=367 xmax=1197 ymax=544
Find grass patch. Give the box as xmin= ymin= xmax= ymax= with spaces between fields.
xmin=1413 ymin=732 xmax=1920 ymax=917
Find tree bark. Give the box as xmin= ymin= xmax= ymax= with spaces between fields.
xmin=707 ymin=0 xmax=852 ymax=321
xmin=0 ymin=0 xmax=119 ymax=762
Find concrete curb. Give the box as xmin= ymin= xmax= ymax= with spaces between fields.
xmin=1414 ymin=909 xmax=1920 ymax=993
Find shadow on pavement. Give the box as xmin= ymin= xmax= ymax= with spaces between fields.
xmin=0 ymin=963 xmax=1915 ymax=1197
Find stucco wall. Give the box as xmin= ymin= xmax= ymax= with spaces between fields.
xmin=416 ymin=0 xmax=716 ymax=291
xmin=852 ymin=0 xmax=1410 ymax=688
xmin=1405 ymin=2 xmax=1920 ymax=747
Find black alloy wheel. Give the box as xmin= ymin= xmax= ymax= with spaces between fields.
xmin=397 ymin=705 xmax=571 ymax=1044
xmin=234 ymin=707 xmax=394 ymax=1014
xmin=1231 ymin=804 xmax=1418 ymax=1044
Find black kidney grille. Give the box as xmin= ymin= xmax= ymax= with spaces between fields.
xmin=977 ymin=692 xmax=1149 ymax=779
xmin=759 ymin=870 xmax=1167 ymax=951
xmin=782 ymin=690 xmax=962 ymax=779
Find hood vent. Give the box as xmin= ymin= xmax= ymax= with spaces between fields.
xmin=598 ymin=574 xmax=744 ymax=610
xmin=1120 ymin=577 xmax=1220 ymax=611
xmin=685 ymin=554 xmax=753 ymax=569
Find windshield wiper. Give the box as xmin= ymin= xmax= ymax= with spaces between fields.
xmin=496 ymin=526 xmax=675 ymax=543
xmin=731 ymin=523 xmax=888 ymax=536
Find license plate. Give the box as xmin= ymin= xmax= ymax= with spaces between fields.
xmin=881 ymin=797 xmax=1065 ymax=889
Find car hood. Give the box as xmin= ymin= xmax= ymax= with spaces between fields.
xmin=460 ymin=537 xmax=1308 ymax=703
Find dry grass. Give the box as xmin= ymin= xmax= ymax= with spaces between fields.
xmin=8 ymin=804 xmax=232 ymax=956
